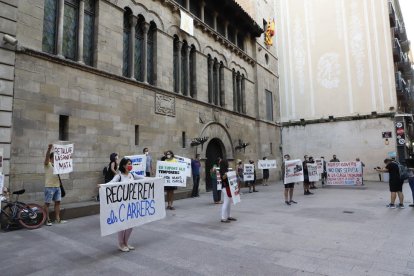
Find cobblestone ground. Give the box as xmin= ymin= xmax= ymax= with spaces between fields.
xmin=1 ymin=181 xmax=414 ymax=276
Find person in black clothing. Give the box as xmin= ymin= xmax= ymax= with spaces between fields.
xmin=375 ymin=158 xmax=405 ymax=208
xmin=303 ymin=155 xmax=313 ymax=195
xmin=330 ymin=155 xmax=340 ymax=162
xmin=320 ymin=156 xmax=327 ymax=186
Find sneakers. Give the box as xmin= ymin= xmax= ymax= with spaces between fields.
xmin=55 ymin=219 xmax=67 ymax=224
xmin=285 ymin=201 xmax=291 ymax=205
xmin=290 ymin=200 xmax=298 ymax=204
xmin=399 ymin=204 xmax=405 ymax=209
xmin=228 ymin=217 xmax=237 ymax=221
xmin=409 ymin=204 xmax=414 ymax=207
xmin=127 ymin=245 xmax=135 ymax=250
xmin=220 ymin=219 xmax=230 ymax=223
xmin=45 ymin=220 xmax=52 ymax=226
xmin=119 ymin=246 xmax=130 ymax=252
xmin=387 ymin=203 xmax=396 ymax=209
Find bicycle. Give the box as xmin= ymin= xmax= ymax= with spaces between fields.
xmin=1 ymin=189 xmax=46 ymax=230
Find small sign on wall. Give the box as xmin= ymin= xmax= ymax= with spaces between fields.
xmin=382 ymin=131 xmax=392 ymax=138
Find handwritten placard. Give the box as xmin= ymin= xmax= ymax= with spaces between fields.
xmin=284 ymin=159 xmax=304 ymax=184
xmin=257 ymin=160 xmax=277 ymax=169
xmin=227 ymin=171 xmax=241 ymax=205
xmin=99 ymin=178 xmax=166 ymax=236
xmin=243 ymin=164 xmax=255 ymax=181
xmin=315 ymin=159 xmax=324 ymax=175
xmin=326 ymin=161 xmax=363 ymax=186
xmin=307 ymin=163 xmax=320 ymax=182
xmin=53 ymin=144 xmax=73 ymax=174
xmin=156 ymin=161 xmax=187 ymax=187
xmin=175 ymin=155 xmax=192 ymax=177
xmin=125 ymin=155 xmax=147 ymax=176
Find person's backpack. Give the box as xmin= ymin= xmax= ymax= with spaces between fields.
xmin=395 ymin=162 xmax=409 ymax=181
xmin=103 ymin=162 xmax=114 ymax=183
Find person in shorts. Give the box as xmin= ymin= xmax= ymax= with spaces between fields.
xmin=44 ymin=144 xmax=67 ymax=226
xmin=375 ymin=158 xmax=405 ymax=209
xmin=282 ymin=154 xmax=297 ymax=205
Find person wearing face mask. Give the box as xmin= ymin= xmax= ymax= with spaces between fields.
xmin=108 ymin=157 xmax=144 ymax=252
xmin=262 ymin=157 xmax=270 ymax=186
xmin=164 ymin=150 xmax=178 ymax=210
xmin=320 ymin=156 xmax=327 ymax=186
xmin=143 ymin=148 xmax=152 ymax=177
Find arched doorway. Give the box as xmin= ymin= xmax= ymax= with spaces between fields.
xmin=205 ymin=138 xmax=225 ymax=191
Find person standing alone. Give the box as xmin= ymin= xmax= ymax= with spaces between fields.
xmin=44 ymin=144 xmax=67 ymax=226
xmin=191 ymin=154 xmax=201 ymax=197
xmin=143 ymin=148 xmax=152 ymax=177
xmin=375 ymin=158 xmax=405 ymax=209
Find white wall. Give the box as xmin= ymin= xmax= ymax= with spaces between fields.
xmin=281 ymin=117 xmax=397 ymax=181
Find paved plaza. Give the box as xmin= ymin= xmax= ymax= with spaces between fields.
xmin=1 ymin=181 xmax=414 ymax=276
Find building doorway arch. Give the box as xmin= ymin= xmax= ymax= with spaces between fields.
xmin=205 ymin=138 xmax=225 ymax=191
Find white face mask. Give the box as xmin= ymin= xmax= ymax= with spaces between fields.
xmin=145 ymin=152 xmax=149 ymax=155
xmin=166 ymin=154 xmax=172 ymax=159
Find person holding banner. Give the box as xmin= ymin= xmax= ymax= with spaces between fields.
xmin=191 ymin=154 xmax=201 ymax=197
xmin=44 ymin=144 xmax=67 ymax=226
xmin=320 ymin=157 xmax=327 ymax=186
xmin=262 ymin=157 xmax=270 ymax=186
xmin=282 ymin=154 xmax=297 ymax=205
xmin=247 ymin=160 xmax=258 ymax=193
xmin=108 ymin=157 xmax=144 ymax=252
xmin=164 ymin=150 xmax=178 ymax=210
xmin=220 ymin=159 xmax=237 ymax=223
xmin=237 ymin=160 xmax=244 ymax=191
xmin=303 ymin=156 xmax=313 ymax=195
xmin=308 ymin=157 xmax=317 ymax=189
xmin=210 ymin=158 xmax=222 ymax=204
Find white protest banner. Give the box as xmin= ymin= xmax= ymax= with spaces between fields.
xmin=180 ymin=9 xmax=194 ymax=36
xmin=284 ymin=159 xmax=304 ymax=184
xmin=53 ymin=144 xmax=73 ymax=174
xmin=156 ymin=161 xmax=187 ymax=187
xmin=125 ymin=155 xmax=147 ymax=176
xmin=243 ymin=164 xmax=255 ymax=181
xmin=257 ymin=160 xmax=277 ymax=169
xmin=0 ymin=148 xmax=3 ymax=173
xmin=175 ymin=155 xmax=192 ymax=177
xmin=315 ymin=159 xmax=324 ymax=175
xmin=227 ymin=171 xmax=241 ymax=205
xmin=307 ymin=163 xmax=320 ymax=182
xmin=99 ymin=177 xmax=166 ymax=237
xmin=326 ymin=161 xmax=363 ymax=186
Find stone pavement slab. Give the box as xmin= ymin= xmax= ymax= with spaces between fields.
xmin=1 ymin=181 xmax=414 ymax=276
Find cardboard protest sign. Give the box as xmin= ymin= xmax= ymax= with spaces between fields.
xmin=243 ymin=164 xmax=255 ymax=181
xmin=125 ymin=155 xmax=146 ymax=176
xmin=156 ymin=161 xmax=187 ymax=187
xmin=216 ymin=169 xmax=222 ymax=190
xmin=326 ymin=161 xmax=363 ymax=186
xmin=284 ymin=159 xmax=304 ymax=184
xmin=53 ymin=144 xmax=73 ymax=174
xmin=315 ymin=159 xmax=324 ymax=175
xmin=307 ymin=163 xmax=320 ymax=182
xmin=175 ymin=155 xmax=192 ymax=177
xmin=257 ymin=160 xmax=277 ymax=169
xmin=227 ymin=171 xmax=241 ymax=205
xmin=99 ymin=178 xmax=166 ymax=236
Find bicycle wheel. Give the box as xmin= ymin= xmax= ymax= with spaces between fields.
xmin=1 ymin=204 xmax=18 ymax=230
xmin=18 ymin=203 xmax=46 ymax=229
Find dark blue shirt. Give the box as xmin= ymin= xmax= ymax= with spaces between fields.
xmin=191 ymin=159 xmax=201 ymax=176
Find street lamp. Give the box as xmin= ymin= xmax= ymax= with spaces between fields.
xmin=191 ymin=136 xmax=209 ymax=150
xmin=235 ymin=139 xmax=249 ymax=152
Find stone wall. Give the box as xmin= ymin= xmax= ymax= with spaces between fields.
xmin=9 ymin=0 xmax=280 ymax=203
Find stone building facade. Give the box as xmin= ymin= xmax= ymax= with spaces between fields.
xmin=0 ymin=0 xmax=280 ymax=203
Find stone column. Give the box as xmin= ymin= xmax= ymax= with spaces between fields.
xmin=235 ymin=29 xmax=239 ymax=46
xmin=213 ymin=12 xmax=218 ymax=31
xmin=225 ymin=21 xmax=229 ymax=39
xmin=129 ymin=16 xmax=137 ymax=80
xmin=56 ymin=0 xmax=65 ymax=58
xmin=219 ymin=65 xmax=225 ymax=107
xmin=241 ymin=76 xmax=246 ymax=114
xmin=208 ymin=58 xmax=214 ymax=103
xmin=214 ymin=61 xmax=220 ymax=105
xmin=77 ymin=0 xmax=85 ymax=63
xmin=185 ymin=0 xmax=189 ymax=10
xmin=237 ymin=74 xmax=241 ymax=112
xmin=232 ymin=72 xmax=237 ymax=111
xmin=177 ymin=40 xmax=182 ymax=94
xmin=185 ymin=45 xmax=191 ymax=96
xmin=200 ymin=1 xmax=205 ymax=22
xmin=142 ymin=23 xmax=150 ymax=83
